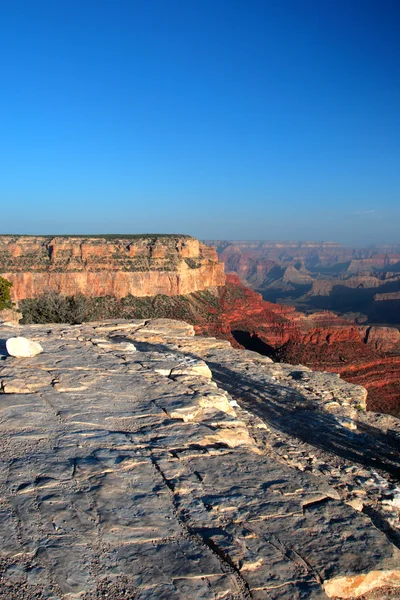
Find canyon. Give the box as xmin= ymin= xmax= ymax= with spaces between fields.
xmin=208 ymin=240 xmax=400 ymax=326
xmin=185 ymin=274 xmax=400 ymax=415
xmin=1 ymin=235 xmax=400 ymax=416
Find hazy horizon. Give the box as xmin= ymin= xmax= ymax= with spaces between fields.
xmin=0 ymin=231 xmax=399 ymax=249
xmin=1 ymin=1 xmax=399 ymax=244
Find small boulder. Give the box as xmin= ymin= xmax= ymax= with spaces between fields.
xmin=6 ymin=337 xmax=43 ymax=358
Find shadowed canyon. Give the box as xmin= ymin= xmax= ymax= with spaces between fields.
xmin=1 ymin=235 xmax=400 ymax=417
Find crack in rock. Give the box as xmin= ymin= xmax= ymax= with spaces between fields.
xmin=0 ymin=318 xmax=400 ymax=599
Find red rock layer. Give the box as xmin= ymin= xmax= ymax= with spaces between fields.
xmin=194 ymin=275 xmax=400 ymax=415
xmin=333 ymin=357 xmax=400 ymax=415
xmin=193 ymin=274 xmax=298 ymax=346
xmin=374 ymin=291 xmax=400 ymax=301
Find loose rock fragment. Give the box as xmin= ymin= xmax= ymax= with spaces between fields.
xmin=6 ymin=336 xmax=43 ymax=357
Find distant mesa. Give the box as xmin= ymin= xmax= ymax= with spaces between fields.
xmin=0 ymin=234 xmax=225 ymax=301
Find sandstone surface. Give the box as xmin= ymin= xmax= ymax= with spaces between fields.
xmin=1 ymin=319 xmax=400 ymax=598
xmin=0 ymin=235 xmax=225 ymax=301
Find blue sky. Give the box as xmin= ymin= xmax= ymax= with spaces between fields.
xmin=0 ymin=0 xmax=399 ymax=243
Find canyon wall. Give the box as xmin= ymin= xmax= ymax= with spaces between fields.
xmin=208 ymin=240 xmax=400 ymax=272
xmin=185 ymin=274 xmax=400 ymax=415
xmin=0 ymin=235 xmax=225 ymax=300
xmin=206 ymin=240 xmax=400 ymax=328
xmin=375 ymin=291 xmax=400 ymax=301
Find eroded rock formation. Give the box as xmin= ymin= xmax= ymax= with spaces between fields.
xmin=0 ymin=235 xmax=225 ymax=300
xmin=185 ymin=275 xmax=400 ymax=415
xmin=375 ymin=291 xmax=400 ymax=302
xmin=208 ymin=240 xmax=400 ymax=281
xmin=2 ymin=235 xmax=399 ymax=416
xmin=361 ymin=326 xmax=400 ymax=353
xmin=207 ymin=240 xmax=400 ymax=328
xmin=1 ymin=318 xmax=400 ymax=599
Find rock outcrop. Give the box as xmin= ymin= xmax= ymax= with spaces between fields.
xmin=182 ymin=275 xmax=400 ymax=415
xmin=347 ymin=254 xmax=400 ymax=272
xmin=282 ymin=264 xmax=314 ymax=284
xmin=361 ymin=326 xmax=400 ymax=353
xmin=375 ymin=291 xmax=400 ymax=302
xmin=0 ymin=235 xmax=225 ymax=301
xmin=304 ymin=275 xmax=398 ymax=297
xmin=1 ymin=318 xmax=400 ymax=599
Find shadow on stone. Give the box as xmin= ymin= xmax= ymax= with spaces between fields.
xmin=133 ymin=340 xmax=400 ymax=481
xmin=231 ymin=329 xmax=276 ymax=357
xmin=0 ymin=338 xmax=7 ymax=359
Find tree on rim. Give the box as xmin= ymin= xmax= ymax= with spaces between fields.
xmin=0 ymin=276 xmax=12 ymax=310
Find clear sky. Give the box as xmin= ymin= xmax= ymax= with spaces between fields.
xmin=0 ymin=0 xmax=399 ymax=244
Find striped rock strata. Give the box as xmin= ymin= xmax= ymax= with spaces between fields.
xmin=0 ymin=235 xmax=225 ymax=300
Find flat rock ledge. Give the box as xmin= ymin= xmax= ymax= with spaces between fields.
xmin=0 ymin=318 xmax=400 ymax=600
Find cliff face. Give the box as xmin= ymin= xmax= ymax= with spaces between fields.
xmin=347 ymin=254 xmax=400 ymax=272
xmin=1 ymin=318 xmax=400 ymax=599
xmin=211 ymin=240 xmax=400 ymax=274
xmin=186 ymin=275 xmax=400 ymax=415
xmin=0 ymin=235 xmax=225 ymax=300
xmin=208 ymin=240 xmax=400 ymax=329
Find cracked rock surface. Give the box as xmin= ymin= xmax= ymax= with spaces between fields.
xmin=0 ymin=318 xmax=400 ymax=599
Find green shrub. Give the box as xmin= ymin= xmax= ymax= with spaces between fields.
xmin=21 ymin=292 xmax=91 ymax=324
xmin=0 ymin=276 xmax=12 ymax=310
xmin=19 ymin=287 xmax=222 ymax=325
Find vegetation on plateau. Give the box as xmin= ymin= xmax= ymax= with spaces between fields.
xmin=0 ymin=276 xmax=12 ymax=310
xmin=20 ymin=289 xmax=221 ymax=325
